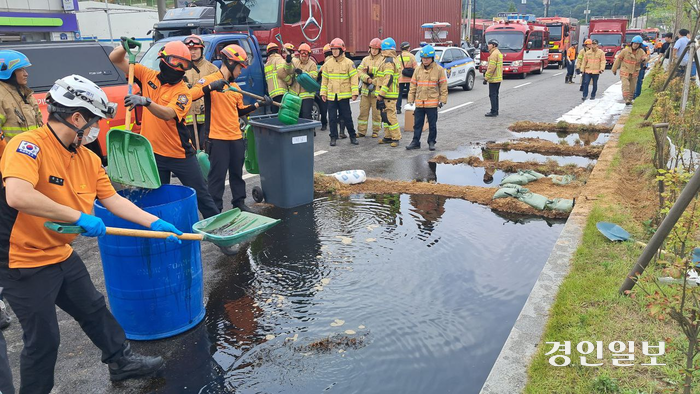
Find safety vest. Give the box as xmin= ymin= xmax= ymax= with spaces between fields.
xmin=376 ymin=51 xmax=400 ymax=99
xmin=320 ymin=54 xmax=359 ymax=100
xmin=358 ymin=53 xmax=384 ymax=96
xmin=0 ymin=81 xmax=42 ymax=141
xmin=288 ymin=57 xmax=318 ymax=99
xmin=183 ymin=58 xmax=219 ymax=125
xmin=265 ymin=53 xmax=293 ymax=98
xmin=408 ymin=61 xmax=448 ymax=108
xmin=485 ymin=48 xmax=503 ymax=83
xmin=612 ymin=46 xmax=647 ymax=77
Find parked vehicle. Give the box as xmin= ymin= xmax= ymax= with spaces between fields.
xmin=141 ymin=34 xmax=322 ymax=124
xmin=410 ymin=45 xmax=477 ymax=90
xmin=2 ymin=41 xmax=130 ymax=162
xmin=624 ymin=28 xmax=643 ymax=45
xmin=537 ymin=17 xmax=579 ymax=68
xmin=151 ymin=6 xmax=215 ymax=42
xmin=644 ymin=28 xmax=660 ymax=44
xmin=213 ymin=0 xmax=462 ymax=63
xmin=479 ymin=18 xmax=550 ymax=79
xmin=589 ymin=17 xmax=627 ymax=67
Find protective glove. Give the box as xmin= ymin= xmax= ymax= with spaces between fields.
xmin=294 ymin=68 xmax=303 ymax=75
xmin=203 ymin=79 xmax=228 ymax=94
xmin=120 ymin=36 xmax=139 ymax=49
xmin=376 ymin=99 xmax=386 ymax=111
xmin=150 ymin=219 xmax=183 ymax=244
xmin=367 ymin=83 xmax=375 ymax=92
xmin=286 ymin=53 xmax=293 ymax=63
xmin=438 ymin=102 xmax=444 ymax=109
xmin=257 ymin=95 xmax=273 ymax=107
xmin=75 ymin=212 xmax=106 ymax=237
xmin=124 ymin=95 xmax=151 ymax=110
xmin=483 ymin=79 xmax=488 ymax=85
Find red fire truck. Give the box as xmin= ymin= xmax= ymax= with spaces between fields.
xmin=537 ymin=17 xmax=579 ymax=68
xmin=479 ymin=18 xmax=550 ymax=79
xmin=589 ymin=17 xmax=628 ymax=67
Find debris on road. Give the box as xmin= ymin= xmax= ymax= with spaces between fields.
xmin=486 ymin=138 xmax=603 ymax=158
xmin=508 ymin=121 xmax=613 ymax=134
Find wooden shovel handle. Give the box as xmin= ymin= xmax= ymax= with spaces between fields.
xmin=124 ymin=63 xmax=135 ymax=131
xmin=225 ymin=85 xmax=282 ymax=107
xmin=106 ymin=227 xmax=204 ymax=241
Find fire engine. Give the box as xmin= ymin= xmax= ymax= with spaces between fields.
xmin=537 ymin=17 xmax=579 ymax=68
xmin=479 ymin=16 xmax=550 ymax=79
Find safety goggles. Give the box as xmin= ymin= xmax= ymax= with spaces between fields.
xmin=159 ymin=54 xmax=194 ymax=71
xmin=183 ymin=36 xmax=204 ymax=48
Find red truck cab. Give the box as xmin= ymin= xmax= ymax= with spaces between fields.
xmin=537 ymin=17 xmax=579 ymax=68
xmin=589 ymin=18 xmax=628 ymax=67
xmin=479 ymin=18 xmax=550 ymax=79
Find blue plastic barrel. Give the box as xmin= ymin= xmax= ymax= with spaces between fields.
xmin=94 ymin=185 xmax=204 ymax=340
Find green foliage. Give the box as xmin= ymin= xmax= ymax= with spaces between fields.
xmin=507 ymin=1 xmax=518 ymax=13
xmin=591 ymin=374 xmax=620 ymax=393
xmin=475 ymin=0 xmax=645 ymax=21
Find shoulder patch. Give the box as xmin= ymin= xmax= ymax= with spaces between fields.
xmin=178 ymin=94 xmax=189 ymax=104
xmin=198 ymin=78 xmax=206 ymax=85
xmin=17 ymin=140 xmax=40 ymax=159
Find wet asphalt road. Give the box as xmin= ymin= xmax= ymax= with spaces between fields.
xmin=2 ymin=68 xmax=619 ymax=393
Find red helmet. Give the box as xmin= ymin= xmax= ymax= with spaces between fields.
xmin=158 ymin=41 xmax=193 ymax=71
xmin=323 ymin=44 xmax=332 ymax=53
xmin=330 ymin=38 xmax=345 ymax=51
xmin=299 ymin=43 xmax=312 ymax=54
xmin=183 ymin=35 xmax=205 ymax=49
xmin=369 ymin=38 xmax=382 ymax=49
xmin=221 ymin=44 xmax=248 ymax=69
xmin=266 ymin=42 xmax=280 ymax=53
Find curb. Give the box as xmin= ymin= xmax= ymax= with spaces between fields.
xmin=479 ymin=107 xmax=633 ymax=394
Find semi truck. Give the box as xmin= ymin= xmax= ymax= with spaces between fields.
xmin=479 ymin=18 xmax=550 ymax=79
xmin=537 ymin=17 xmax=579 ymax=68
xmin=151 ymin=6 xmax=216 ymax=42
xmin=589 ymin=17 xmax=627 ymax=66
xmin=213 ymin=0 xmax=462 ymax=62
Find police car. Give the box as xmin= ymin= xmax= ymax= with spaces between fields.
xmin=410 ymin=45 xmax=477 ymax=91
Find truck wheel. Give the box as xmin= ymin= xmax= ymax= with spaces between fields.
xmin=252 ymin=186 xmax=264 ymax=203
xmin=311 ymin=101 xmax=321 ymax=121
xmin=534 ymin=62 xmax=544 ymax=75
xmin=463 ymin=71 xmax=475 ymax=91
xmin=558 ymin=61 xmax=564 ymax=69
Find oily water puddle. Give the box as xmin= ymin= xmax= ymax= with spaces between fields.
xmin=137 ymin=194 xmax=565 ymax=394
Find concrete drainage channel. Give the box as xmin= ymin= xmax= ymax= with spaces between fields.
xmin=479 ymin=108 xmax=632 ymax=393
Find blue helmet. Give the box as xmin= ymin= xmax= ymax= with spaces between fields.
xmin=631 ymin=35 xmax=643 ymax=44
xmin=0 ymin=50 xmax=31 ymax=80
xmin=381 ymin=37 xmax=396 ymax=51
xmin=420 ymin=45 xmax=436 ymax=58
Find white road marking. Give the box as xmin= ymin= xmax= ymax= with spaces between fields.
xmin=512 ymin=82 xmax=532 ymax=89
xmin=225 ymin=150 xmax=328 ymax=186
xmin=554 ymin=72 xmax=564 ymax=76
xmin=439 ymin=101 xmax=473 ymax=114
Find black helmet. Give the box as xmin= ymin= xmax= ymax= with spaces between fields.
xmin=401 ymin=41 xmax=410 ymax=49
xmin=488 ymin=39 xmax=499 ymax=47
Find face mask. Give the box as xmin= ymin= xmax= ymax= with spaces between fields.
xmin=158 ymin=61 xmax=185 ymax=85
xmin=82 ymin=125 xmax=100 ymax=145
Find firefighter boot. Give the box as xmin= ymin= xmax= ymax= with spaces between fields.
xmin=109 ymin=343 xmax=164 ymax=381
xmin=406 ymin=141 xmax=421 ymax=150
xmin=350 ymin=136 xmax=359 ymax=145
xmin=330 ymin=137 xmax=337 ymax=147
xmin=428 ymin=141 xmax=436 ymax=151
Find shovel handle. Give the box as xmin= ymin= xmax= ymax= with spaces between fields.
xmin=45 ymin=221 xmax=204 ymax=241
xmin=224 ymin=84 xmax=282 ymax=107
xmin=124 ymin=63 xmax=135 ymax=131
xmin=121 ymin=37 xmax=142 ymax=64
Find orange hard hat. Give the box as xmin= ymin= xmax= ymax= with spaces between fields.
xmin=183 ymin=35 xmax=205 ymax=48
xmin=158 ymin=41 xmax=193 ymax=70
xmin=221 ymin=44 xmax=248 ymax=68
xmin=330 ymin=38 xmax=345 ymax=51
xmin=369 ymin=38 xmax=382 ymax=49
xmin=584 ymin=39 xmax=593 ymax=45
xmin=323 ymin=44 xmax=332 ymax=53
xmin=266 ymin=42 xmax=279 ymax=53
xmin=299 ymin=43 xmax=312 ymax=53
xmin=284 ymin=43 xmax=295 ymax=51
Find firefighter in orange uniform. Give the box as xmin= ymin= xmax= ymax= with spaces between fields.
xmin=110 ymin=39 xmax=219 ymax=218
xmin=183 ymin=35 xmax=219 ymax=149
xmin=0 ymin=75 xmax=178 ymax=393
xmin=189 ymin=44 xmax=272 ymax=213
xmin=565 ymin=44 xmax=577 ymax=83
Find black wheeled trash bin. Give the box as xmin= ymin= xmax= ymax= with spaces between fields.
xmin=248 ymin=115 xmax=321 ymax=208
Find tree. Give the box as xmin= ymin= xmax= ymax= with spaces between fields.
xmin=508 ymin=1 xmax=518 ymax=12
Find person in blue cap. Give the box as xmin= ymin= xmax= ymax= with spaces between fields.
xmin=612 ymin=35 xmax=647 ymax=105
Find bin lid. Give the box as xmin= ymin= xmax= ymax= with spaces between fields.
xmin=249 ymin=115 xmax=321 ymax=133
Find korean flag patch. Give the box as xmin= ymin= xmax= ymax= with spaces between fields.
xmin=17 ymin=140 xmax=40 ymax=159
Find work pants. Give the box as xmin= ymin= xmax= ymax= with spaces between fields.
xmin=0 ymin=328 xmax=14 ymax=394
xmin=381 ymin=99 xmax=401 ymax=141
xmin=0 ymin=253 xmax=126 ymax=394
xmin=155 ymin=154 xmax=220 ymax=218
xmin=396 ymin=83 xmax=409 ymax=111
xmin=489 ymin=82 xmax=501 ymax=114
xmin=300 ymin=98 xmax=314 ymax=120
xmin=270 ymin=95 xmax=283 ymax=114
xmin=317 ymin=95 xmax=328 ymax=127
xmin=635 ymin=65 xmax=646 ymax=98
xmin=411 ymin=107 xmax=438 ymax=145
xmin=357 ymin=94 xmax=381 ymax=136
xmin=566 ymin=58 xmax=576 ymax=77
xmin=328 ymin=99 xmax=356 ymax=139
xmin=208 ymin=139 xmax=246 ymax=212
xmin=621 ymin=72 xmax=639 ymax=101
xmin=582 ymin=73 xmax=600 ymax=98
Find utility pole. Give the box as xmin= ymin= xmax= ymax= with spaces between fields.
xmin=157 ymin=0 xmax=167 ymax=21
xmin=104 ymin=0 xmax=114 ymax=45
xmin=585 ymin=0 xmax=590 ymax=23
xmin=631 ymin=0 xmax=636 ymax=28
xmin=466 ymin=0 xmax=473 ymax=41
xmin=543 ymin=0 xmax=550 ymax=18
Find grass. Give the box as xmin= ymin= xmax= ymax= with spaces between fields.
xmin=524 ymin=86 xmax=690 ymax=393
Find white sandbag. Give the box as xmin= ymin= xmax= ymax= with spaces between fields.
xmin=332 ymin=170 xmax=367 ymax=185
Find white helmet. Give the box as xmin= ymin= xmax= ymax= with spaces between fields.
xmin=47 ymin=75 xmax=116 ymax=119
